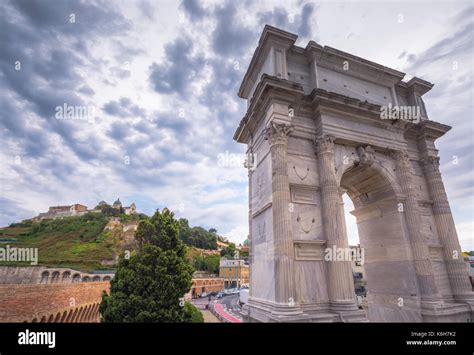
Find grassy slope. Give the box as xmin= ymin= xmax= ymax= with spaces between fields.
xmin=0 ymin=214 xmax=116 ymax=272
xmin=0 ymin=213 xmax=218 ymax=273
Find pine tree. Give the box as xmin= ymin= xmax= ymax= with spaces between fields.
xmin=99 ymin=208 xmax=196 ymax=322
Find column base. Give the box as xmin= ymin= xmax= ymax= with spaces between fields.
xmin=420 ymin=297 xmax=445 ymax=310
xmin=242 ymin=298 xmax=367 ymax=323
xmin=421 ymin=301 xmax=472 ymax=322
xmin=242 ymin=298 xmax=310 ymax=323
xmin=330 ymin=299 xmax=361 ymax=312
xmin=453 ymin=292 xmax=474 ymax=304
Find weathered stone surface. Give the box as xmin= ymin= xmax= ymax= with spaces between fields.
xmin=236 ymin=25 xmax=474 ymax=323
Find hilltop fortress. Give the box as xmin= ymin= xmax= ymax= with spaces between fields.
xmin=30 ymin=199 xmax=136 ymax=221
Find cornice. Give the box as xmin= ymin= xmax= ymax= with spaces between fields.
xmin=238 ymin=25 xmax=298 ymax=99
xmin=234 ymin=74 xmax=305 ymax=143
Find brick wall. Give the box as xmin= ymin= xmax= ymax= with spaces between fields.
xmin=0 ymin=282 xmax=109 ymax=322
xmin=187 ymin=278 xmax=224 ymax=298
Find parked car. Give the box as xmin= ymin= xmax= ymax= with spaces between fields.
xmin=201 ymin=292 xmax=208 ymax=298
xmin=217 ymin=292 xmax=224 ymax=298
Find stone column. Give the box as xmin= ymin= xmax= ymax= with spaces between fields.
xmin=265 ymin=122 xmax=295 ymax=305
xmin=422 ymin=155 xmax=473 ymax=301
xmin=244 ymin=151 xmax=254 ymax=299
xmin=391 ymin=150 xmax=442 ymax=305
xmin=315 ymin=135 xmax=358 ymax=311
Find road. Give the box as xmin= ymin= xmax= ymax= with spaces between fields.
xmin=190 ymin=293 xmax=244 ymax=322
xmin=191 ymin=296 xmax=216 ymax=310
xmin=215 ymin=294 xmax=243 ymax=322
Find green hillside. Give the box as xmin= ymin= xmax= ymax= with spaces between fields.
xmin=0 ymin=213 xmax=122 ymax=271
xmin=0 ymin=210 xmax=221 ymax=273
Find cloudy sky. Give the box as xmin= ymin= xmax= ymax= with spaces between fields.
xmin=0 ymin=0 xmax=472 ymax=249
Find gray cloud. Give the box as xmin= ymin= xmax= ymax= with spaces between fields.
xmin=298 ymin=3 xmax=315 ymax=38
xmin=0 ymin=197 xmax=36 ymax=226
xmin=1 ymin=0 xmax=470 ymax=248
xmin=405 ymin=14 xmax=473 ymax=72
xmin=401 ymin=5 xmax=474 ymax=228
xmin=107 ymin=121 xmax=133 ymax=141
xmin=211 ymin=3 xmax=254 ymax=57
xmin=149 ymin=36 xmax=204 ymax=95
xmin=256 ymin=3 xmax=316 ymax=40
xmin=181 ymin=0 xmax=207 ymax=20
xmin=78 ymin=85 xmax=95 ymax=96
xmin=9 ymin=0 xmax=130 ymax=36
xmin=0 ymin=0 xmax=130 ymax=161
xmin=103 ymin=97 xmax=146 ymax=118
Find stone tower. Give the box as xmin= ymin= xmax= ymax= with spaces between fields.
xmin=234 ymin=25 xmax=474 ymax=322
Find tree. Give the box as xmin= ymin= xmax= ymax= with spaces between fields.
xmin=97 ymin=204 xmax=120 ymax=217
xmin=192 ymin=253 xmax=220 ymax=274
xmin=99 ymin=208 xmax=195 ymax=322
xmin=183 ymin=302 xmax=204 ymax=323
xmin=220 ymin=242 xmax=237 ymax=258
xmin=204 ymin=254 xmax=220 ymax=274
xmin=177 ymin=219 xmax=218 ymax=250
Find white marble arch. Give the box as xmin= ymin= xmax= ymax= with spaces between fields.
xmin=236 ymin=25 xmax=474 ymax=323
xmin=335 ymin=148 xmax=403 ymax=200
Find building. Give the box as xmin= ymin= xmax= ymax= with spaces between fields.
xmin=124 ymin=203 xmax=136 ymax=215
xmin=34 ymin=203 xmax=91 ymax=220
xmin=48 ymin=206 xmax=71 ymax=214
xmin=234 ymin=25 xmax=474 ymax=322
xmin=110 ymin=199 xmax=136 ymax=215
xmin=185 ymin=272 xmax=224 ymax=299
xmin=219 ymin=258 xmax=249 ymax=289
xmin=463 ymin=252 xmax=474 ymax=290
xmin=349 ymin=245 xmax=366 ymax=297
xmin=241 ymin=238 xmax=250 ymax=254
xmin=30 ymin=199 xmax=136 ymax=221
xmin=70 ymin=204 xmax=87 ymax=214
xmin=112 ymin=199 xmax=122 ymax=209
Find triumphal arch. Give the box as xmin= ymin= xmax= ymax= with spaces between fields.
xmin=234 ymin=25 xmax=474 ymax=322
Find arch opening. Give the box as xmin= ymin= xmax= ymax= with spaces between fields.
xmin=340 ymin=163 xmax=422 ymax=322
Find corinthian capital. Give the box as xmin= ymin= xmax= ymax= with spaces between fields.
xmin=390 ymin=149 xmax=411 ymax=168
xmin=264 ymin=122 xmax=293 ymax=146
xmin=314 ymin=134 xmax=335 ymax=154
xmin=422 ymin=155 xmax=440 ymax=174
